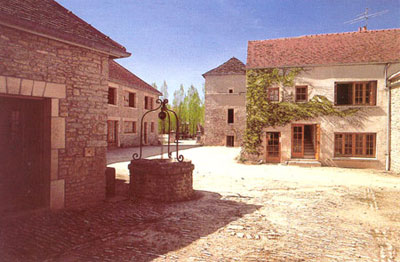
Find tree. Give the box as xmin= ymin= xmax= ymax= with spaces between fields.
xmin=160 ymin=80 xmax=168 ymax=101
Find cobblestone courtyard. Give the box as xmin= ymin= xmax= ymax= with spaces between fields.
xmin=1 ymin=147 xmax=400 ymax=261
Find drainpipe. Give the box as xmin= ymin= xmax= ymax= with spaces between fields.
xmin=385 ymin=63 xmax=391 ymax=171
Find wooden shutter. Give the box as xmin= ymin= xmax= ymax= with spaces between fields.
xmin=370 ymin=81 xmax=377 ymax=106
xmin=334 ymin=83 xmax=337 ymax=105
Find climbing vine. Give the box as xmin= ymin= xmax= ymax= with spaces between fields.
xmin=243 ymin=68 xmax=359 ymax=155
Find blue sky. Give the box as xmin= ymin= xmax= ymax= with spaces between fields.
xmin=57 ymin=0 xmax=399 ymax=98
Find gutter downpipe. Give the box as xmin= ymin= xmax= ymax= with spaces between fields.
xmin=385 ymin=63 xmax=391 ymax=171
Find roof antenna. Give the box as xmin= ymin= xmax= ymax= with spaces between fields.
xmin=344 ymin=8 xmax=389 ymax=30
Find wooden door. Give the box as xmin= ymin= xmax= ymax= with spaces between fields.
xmin=226 ymin=136 xmax=234 ymax=147
xmin=292 ymin=124 xmax=304 ymax=158
xmin=266 ymin=132 xmax=280 ymax=163
xmin=315 ymin=124 xmax=321 ymax=160
xmin=0 ymin=96 xmax=47 ymax=212
xmin=143 ymin=122 xmax=148 ymax=144
xmin=107 ymin=120 xmax=118 ymax=147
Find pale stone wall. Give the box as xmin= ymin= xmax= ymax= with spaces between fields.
xmin=0 ymin=24 xmax=110 ymax=208
xmin=391 ymin=85 xmax=400 ymax=172
xmin=204 ymin=74 xmax=246 ymax=146
xmin=259 ymin=63 xmax=400 ymax=169
xmin=107 ymin=81 xmax=159 ymax=147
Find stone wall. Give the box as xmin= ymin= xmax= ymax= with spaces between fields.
xmin=107 ymin=80 xmax=159 ymax=147
xmin=0 ymin=24 xmax=109 ymax=208
xmin=391 ymin=86 xmax=400 ymax=172
xmin=204 ymin=74 xmax=246 ymax=146
xmin=129 ymin=159 xmax=194 ymax=202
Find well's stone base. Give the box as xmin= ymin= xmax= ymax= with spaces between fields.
xmin=128 ymin=159 xmax=195 ymax=202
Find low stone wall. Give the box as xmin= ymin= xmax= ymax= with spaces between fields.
xmin=128 ymin=159 xmax=194 ymax=202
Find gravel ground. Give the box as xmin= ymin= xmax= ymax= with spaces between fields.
xmin=1 ymin=146 xmax=400 ymax=261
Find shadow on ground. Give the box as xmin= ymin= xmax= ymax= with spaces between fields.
xmin=0 ymin=191 xmax=261 ymax=261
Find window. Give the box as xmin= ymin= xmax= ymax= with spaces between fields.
xmin=151 ymin=122 xmax=154 ymax=133
xmin=227 ymin=109 xmax=234 ymax=124
xmin=144 ymin=96 xmax=153 ymax=110
xmin=334 ymin=133 xmax=376 ymax=157
xmin=226 ymin=136 xmax=234 ymax=147
xmin=267 ymin=88 xmax=279 ymax=102
xmin=335 ymin=81 xmax=377 ymax=106
xmin=228 ymin=89 xmax=233 ymax=94
xmin=124 ymin=121 xmax=136 ymax=134
xmin=108 ymin=87 xmax=117 ymax=105
xmin=128 ymin=92 xmax=136 ymax=108
xmin=295 ymin=86 xmax=308 ymax=102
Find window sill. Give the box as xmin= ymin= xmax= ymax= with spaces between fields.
xmin=333 ymin=157 xmax=378 ymax=161
xmin=334 ymin=105 xmax=376 ymax=108
xmin=108 ymin=104 xmax=118 ymax=107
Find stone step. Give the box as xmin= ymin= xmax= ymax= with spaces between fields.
xmin=286 ymin=159 xmax=321 ymax=167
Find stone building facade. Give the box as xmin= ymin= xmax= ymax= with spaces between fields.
xmin=203 ymin=57 xmax=246 ymax=147
xmin=0 ymin=0 xmax=130 ymax=211
xmin=107 ymin=60 xmax=161 ymax=148
xmin=389 ymin=71 xmax=400 ymax=172
xmin=246 ymin=29 xmax=400 ymax=169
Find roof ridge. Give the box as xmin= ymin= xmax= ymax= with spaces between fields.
xmin=109 ymin=60 xmax=161 ymax=95
xmin=249 ymin=28 xmax=400 ymax=43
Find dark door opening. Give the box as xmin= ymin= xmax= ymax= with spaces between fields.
xmin=226 ymin=136 xmax=234 ymax=147
xmin=291 ymin=124 xmax=318 ymax=159
xmin=143 ymin=122 xmax=148 ymax=144
xmin=0 ymin=96 xmax=50 ymax=213
xmin=107 ymin=120 xmax=118 ymax=148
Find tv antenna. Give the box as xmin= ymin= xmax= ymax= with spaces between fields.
xmin=344 ymin=8 xmax=389 ymax=29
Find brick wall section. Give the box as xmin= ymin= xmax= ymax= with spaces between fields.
xmin=129 ymin=159 xmax=194 ymax=202
xmin=204 ymin=74 xmax=246 ymax=146
xmin=391 ymin=86 xmax=400 ymax=172
xmin=0 ymin=25 xmax=108 ymax=208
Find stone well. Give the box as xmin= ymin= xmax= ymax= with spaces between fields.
xmin=128 ymin=159 xmax=195 ymax=202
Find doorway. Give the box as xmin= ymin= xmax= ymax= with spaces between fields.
xmin=143 ymin=122 xmax=148 ymax=144
xmin=266 ymin=132 xmax=280 ymax=163
xmin=291 ymin=124 xmax=320 ymax=159
xmin=0 ymin=96 xmax=50 ymax=213
xmin=226 ymin=135 xmax=234 ymax=147
xmin=107 ymin=120 xmax=118 ymax=148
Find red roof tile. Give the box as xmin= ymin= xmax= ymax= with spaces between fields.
xmin=247 ymin=29 xmax=400 ymax=69
xmin=109 ymin=60 xmax=161 ymax=96
xmin=0 ymin=0 xmax=130 ymax=58
xmin=203 ymin=57 xmax=245 ymax=77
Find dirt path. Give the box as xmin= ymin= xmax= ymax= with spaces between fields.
xmin=1 ymin=147 xmax=400 ymax=261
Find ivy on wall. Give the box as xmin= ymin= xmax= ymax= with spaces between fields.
xmin=243 ymin=68 xmax=358 ymax=155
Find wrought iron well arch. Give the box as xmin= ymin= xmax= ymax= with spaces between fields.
xmin=132 ymin=98 xmax=184 ymax=162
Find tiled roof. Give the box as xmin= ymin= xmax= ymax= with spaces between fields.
xmin=109 ymin=60 xmax=162 ymax=96
xmin=0 ymin=0 xmax=130 ymax=58
xmin=203 ymin=57 xmax=246 ymax=77
xmin=247 ymin=29 xmax=400 ymax=69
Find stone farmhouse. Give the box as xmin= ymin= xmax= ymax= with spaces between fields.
xmin=0 ymin=0 xmax=159 ymax=212
xmin=204 ymin=28 xmax=400 ymax=170
xmin=203 ymin=57 xmax=246 ymax=147
xmin=107 ymin=60 xmax=161 ymax=148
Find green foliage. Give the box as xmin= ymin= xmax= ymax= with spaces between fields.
xmin=163 ymin=84 xmax=204 ymax=136
xmin=243 ymin=68 xmax=358 ymax=155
